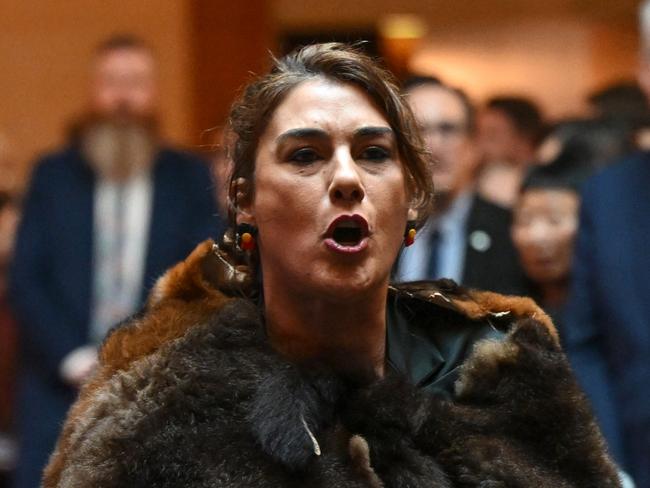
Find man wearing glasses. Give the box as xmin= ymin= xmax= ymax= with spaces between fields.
xmin=395 ymin=76 xmax=529 ymax=296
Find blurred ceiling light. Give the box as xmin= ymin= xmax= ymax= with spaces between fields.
xmin=378 ymin=14 xmax=427 ymax=80
xmin=378 ymin=14 xmax=427 ymax=40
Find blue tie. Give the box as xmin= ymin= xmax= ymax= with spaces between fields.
xmin=426 ymin=229 xmax=441 ymax=280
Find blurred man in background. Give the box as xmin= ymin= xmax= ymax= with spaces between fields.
xmin=0 ymin=133 xmax=22 ymax=488
xmin=563 ymin=3 xmax=650 ymax=485
xmin=0 ymin=190 xmax=19 ymax=488
xmin=395 ymin=77 xmax=529 ymax=296
xmin=9 ymin=35 xmax=222 ymax=487
xmin=476 ymin=96 xmax=544 ymax=208
xmin=588 ymin=81 xmax=650 ymax=152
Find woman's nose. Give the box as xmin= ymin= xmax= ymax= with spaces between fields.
xmin=328 ymin=148 xmax=365 ymax=203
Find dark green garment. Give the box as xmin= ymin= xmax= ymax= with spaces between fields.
xmin=386 ymin=285 xmax=506 ymax=398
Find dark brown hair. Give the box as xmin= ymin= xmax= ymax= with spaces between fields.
xmin=485 ymin=96 xmax=544 ymax=145
xmin=403 ymin=75 xmax=476 ymax=134
xmin=226 ymin=42 xmax=433 ymax=222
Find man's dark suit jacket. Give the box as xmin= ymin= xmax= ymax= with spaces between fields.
xmin=461 ymin=194 xmax=530 ymax=296
xmin=8 ymin=145 xmax=224 ymax=488
xmin=395 ymin=193 xmax=530 ymax=297
xmin=564 ymin=152 xmax=650 ymax=487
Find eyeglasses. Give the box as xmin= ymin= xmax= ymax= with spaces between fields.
xmin=419 ymin=121 xmax=467 ymax=138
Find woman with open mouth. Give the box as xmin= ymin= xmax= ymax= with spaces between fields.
xmin=44 ymin=43 xmax=621 ymax=487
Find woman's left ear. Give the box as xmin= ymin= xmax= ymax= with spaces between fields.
xmin=229 ymin=177 xmax=258 ymax=251
xmin=230 ymin=177 xmax=256 ymax=226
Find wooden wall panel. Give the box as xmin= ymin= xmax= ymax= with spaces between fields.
xmin=188 ymin=0 xmax=273 ymax=146
xmin=274 ymin=0 xmax=640 ymax=119
xmin=0 ymin=1 xmax=192 ymax=185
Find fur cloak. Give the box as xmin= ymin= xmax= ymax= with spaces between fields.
xmin=43 ymin=240 xmax=621 ymax=487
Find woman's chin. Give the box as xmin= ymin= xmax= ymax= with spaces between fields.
xmin=306 ymin=265 xmax=388 ymax=301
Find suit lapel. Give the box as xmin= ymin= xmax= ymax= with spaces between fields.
xmin=623 ymin=164 xmax=650 ymax=326
xmin=142 ymin=151 xmax=170 ymax=301
xmin=462 ymin=196 xmax=483 ymax=285
xmin=68 ymin=150 xmax=95 ymax=328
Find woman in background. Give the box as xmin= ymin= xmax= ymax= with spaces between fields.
xmin=511 ymin=123 xmax=636 ymax=487
xmin=512 ymin=117 xmax=632 ymax=329
xmin=511 ymin=159 xmax=587 ymax=327
xmin=44 ymin=43 xmax=619 ymax=487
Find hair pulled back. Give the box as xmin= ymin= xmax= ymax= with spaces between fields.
xmin=226 ymin=42 xmax=433 ymax=222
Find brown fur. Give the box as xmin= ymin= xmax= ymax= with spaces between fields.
xmin=393 ymin=281 xmax=558 ymax=343
xmin=44 ymin=242 xmax=611 ymax=487
xmin=348 ymin=435 xmax=385 ymax=488
xmin=101 ymin=239 xmax=231 ymax=373
xmin=464 ymin=289 xmax=557 ymax=342
xmin=454 ymin=338 xmax=521 ymax=397
xmin=44 ymin=239 xmax=231 ymax=487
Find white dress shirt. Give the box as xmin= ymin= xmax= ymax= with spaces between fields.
xmin=90 ymin=171 xmax=153 ymax=343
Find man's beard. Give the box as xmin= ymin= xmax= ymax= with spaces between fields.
xmin=75 ymin=112 xmax=159 ymax=182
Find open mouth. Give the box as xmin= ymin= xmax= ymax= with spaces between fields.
xmin=333 ymin=221 xmax=364 ymax=245
xmin=325 ymin=215 xmax=369 ymax=253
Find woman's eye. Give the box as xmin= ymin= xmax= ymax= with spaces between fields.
xmin=360 ymin=146 xmax=390 ymax=162
xmin=289 ymin=148 xmax=320 ymax=164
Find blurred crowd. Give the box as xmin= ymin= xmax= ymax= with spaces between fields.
xmin=1 ymin=16 xmax=650 ymax=488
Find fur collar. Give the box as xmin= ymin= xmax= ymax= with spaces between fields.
xmin=102 ymin=240 xmax=557 ymax=376
xmin=44 ymin=240 xmax=620 ymax=487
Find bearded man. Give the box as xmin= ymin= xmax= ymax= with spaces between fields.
xmin=9 ymin=35 xmax=223 ymax=488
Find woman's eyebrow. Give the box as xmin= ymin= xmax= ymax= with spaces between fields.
xmin=354 ymin=126 xmax=394 ymax=138
xmin=276 ymin=128 xmax=328 ymax=144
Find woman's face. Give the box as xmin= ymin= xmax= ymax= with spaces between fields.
xmin=241 ymin=79 xmax=409 ymax=300
xmin=511 ymin=188 xmax=579 ymax=286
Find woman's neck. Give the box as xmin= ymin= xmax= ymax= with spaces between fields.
xmin=263 ymin=281 xmax=388 ymax=382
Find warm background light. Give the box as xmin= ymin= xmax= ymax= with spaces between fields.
xmin=379 ymin=14 xmax=428 ymax=79
xmin=0 ymin=0 xmax=641 ymax=188
xmin=275 ymin=0 xmax=639 ymax=117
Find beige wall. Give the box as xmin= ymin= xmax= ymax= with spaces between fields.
xmin=409 ymin=18 xmax=638 ymax=118
xmin=1 ymin=0 xmax=641 ymax=189
xmin=274 ymin=0 xmax=640 ymax=118
xmin=274 ymin=0 xmax=638 ymax=30
xmin=0 ymin=1 xmax=193 ymax=187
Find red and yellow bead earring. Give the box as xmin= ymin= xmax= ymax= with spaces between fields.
xmin=404 ymin=220 xmax=417 ymax=247
xmin=236 ymin=223 xmax=257 ymax=251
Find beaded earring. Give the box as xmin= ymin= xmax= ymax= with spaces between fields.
xmin=404 ymin=220 xmax=417 ymax=247
xmin=236 ymin=223 xmax=257 ymax=251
